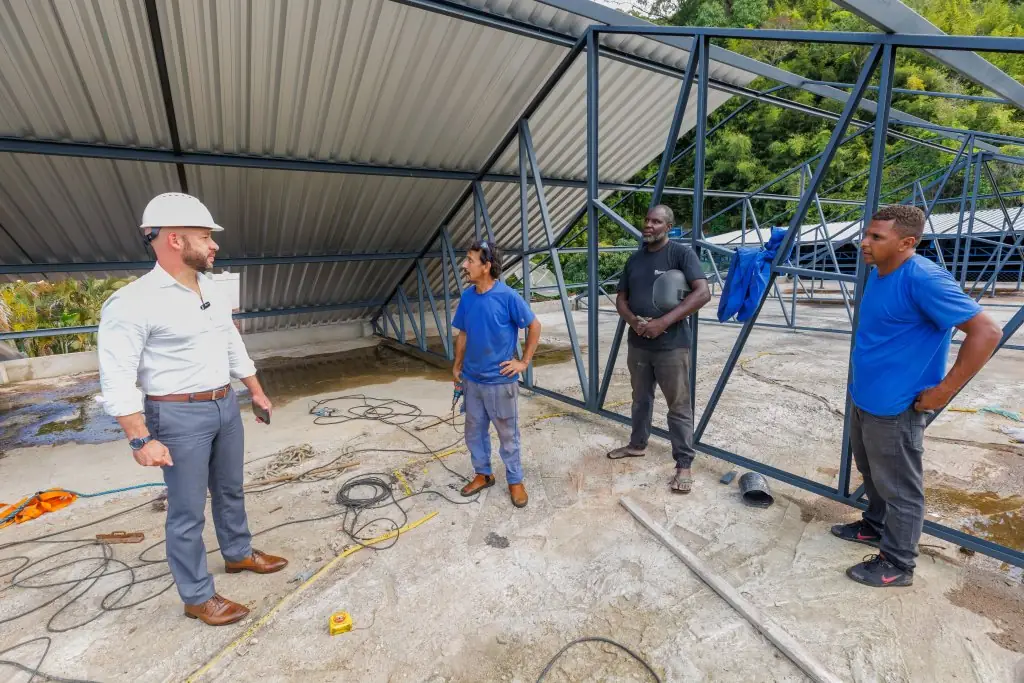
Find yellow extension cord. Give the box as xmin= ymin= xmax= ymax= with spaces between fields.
xmin=185 ymin=511 xmax=438 ymax=682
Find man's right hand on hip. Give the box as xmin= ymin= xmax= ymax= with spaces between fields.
xmin=134 ymin=439 xmax=173 ymax=467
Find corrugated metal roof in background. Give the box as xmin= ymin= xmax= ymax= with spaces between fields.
xmin=185 ymin=165 xmax=466 ymax=256
xmin=706 ymin=207 xmax=1023 ymax=248
xmin=0 ymin=0 xmax=773 ymax=334
xmin=0 ymin=154 xmax=179 ymax=264
xmin=0 ymin=0 xmax=169 ymax=146
xmin=158 ymin=0 xmax=566 ymax=170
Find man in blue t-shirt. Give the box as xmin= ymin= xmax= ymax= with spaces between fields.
xmin=452 ymin=241 xmax=542 ymax=508
xmin=833 ymin=205 xmax=1001 ymax=588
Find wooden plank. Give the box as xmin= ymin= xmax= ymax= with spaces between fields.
xmin=619 ymin=496 xmax=844 ymax=683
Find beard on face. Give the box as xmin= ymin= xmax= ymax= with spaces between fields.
xmin=181 ymin=238 xmax=211 ymax=273
xmin=643 ymin=232 xmax=662 ymax=243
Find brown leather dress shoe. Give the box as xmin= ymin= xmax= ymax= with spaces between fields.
xmin=460 ymin=474 xmax=495 ymax=497
xmin=184 ymin=594 xmax=249 ymax=626
xmin=225 ymin=549 xmax=289 ymax=575
xmin=509 ymin=483 xmax=528 ymax=508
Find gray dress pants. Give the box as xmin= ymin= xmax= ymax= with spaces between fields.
xmin=145 ymin=389 xmax=252 ymax=605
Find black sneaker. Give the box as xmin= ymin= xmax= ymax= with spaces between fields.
xmin=830 ymin=520 xmax=881 ymax=548
xmin=846 ymin=553 xmax=913 ymax=588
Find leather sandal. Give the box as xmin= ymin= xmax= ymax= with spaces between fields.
xmin=461 ymin=474 xmax=494 ymax=497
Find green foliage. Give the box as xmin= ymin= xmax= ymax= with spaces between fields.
xmin=0 ymin=277 xmax=134 ymax=357
xmin=603 ymin=0 xmax=1024 ymax=240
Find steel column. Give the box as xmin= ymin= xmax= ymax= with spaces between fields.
xmin=522 ymin=120 xmax=589 ymax=400
xmin=585 ymin=29 xmax=601 ymax=409
xmin=652 ymin=37 xmax=700 ymax=205
xmin=689 ymin=35 xmax=710 ymax=409
xmin=695 ymin=44 xmax=886 ymax=442
xmin=519 ymin=128 xmax=535 ymax=389
xmin=837 ymin=44 xmax=897 ymax=499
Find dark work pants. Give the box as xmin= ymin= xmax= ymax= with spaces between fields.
xmin=851 ymin=404 xmax=926 ymax=572
xmin=145 ymin=389 xmax=252 ymax=605
xmin=626 ymin=345 xmax=696 ymax=469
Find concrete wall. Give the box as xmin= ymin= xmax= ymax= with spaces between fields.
xmin=0 ymin=320 xmax=374 ymax=385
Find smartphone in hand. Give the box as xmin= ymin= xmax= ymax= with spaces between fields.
xmin=252 ymin=402 xmax=271 ymax=425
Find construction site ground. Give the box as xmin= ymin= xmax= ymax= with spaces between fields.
xmin=1 ymin=295 xmax=1023 ymax=683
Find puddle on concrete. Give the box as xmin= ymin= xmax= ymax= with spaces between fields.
xmin=927 ymin=486 xmax=1024 ymax=551
xmin=254 ymin=344 xmax=450 ymax=404
xmin=0 ymin=375 xmax=122 ymax=452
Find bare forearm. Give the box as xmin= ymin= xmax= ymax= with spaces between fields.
xmin=239 ymin=374 xmax=266 ymax=398
xmin=522 ymin=323 xmax=541 ymax=364
xmin=454 ymin=333 xmax=466 ymax=367
xmin=939 ymin=327 xmax=1001 ymax=396
xmin=116 ymin=413 xmax=149 ymax=440
xmin=616 ymin=293 xmax=637 ymax=324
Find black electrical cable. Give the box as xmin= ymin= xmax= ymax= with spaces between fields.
xmin=0 ymin=394 xmax=474 ymax=679
xmin=536 ymin=637 xmax=662 ymax=683
xmin=0 ymin=637 xmax=102 ymax=683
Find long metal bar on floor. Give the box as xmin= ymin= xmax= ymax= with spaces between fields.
xmin=523 ymin=382 xmax=1024 ymax=567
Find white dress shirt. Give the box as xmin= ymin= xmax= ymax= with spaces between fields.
xmin=98 ymin=264 xmax=257 ymax=417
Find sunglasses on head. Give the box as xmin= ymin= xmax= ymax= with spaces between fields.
xmin=476 ymin=241 xmax=493 ymax=264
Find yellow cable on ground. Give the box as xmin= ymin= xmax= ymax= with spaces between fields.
xmin=185 ymin=511 xmax=438 ymax=683
xmin=393 ymin=470 xmax=413 ymax=496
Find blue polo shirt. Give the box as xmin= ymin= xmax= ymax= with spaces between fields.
xmin=452 ymin=282 xmax=535 ymax=384
xmin=851 ymin=255 xmax=982 ymax=417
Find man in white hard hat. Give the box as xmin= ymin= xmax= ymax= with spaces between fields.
xmin=98 ymin=192 xmax=287 ymax=626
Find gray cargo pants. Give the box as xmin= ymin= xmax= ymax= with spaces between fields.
xmin=851 ymin=404 xmax=926 ymax=572
xmin=145 ymin=389 xmax=252 ymax=605
xmin=626 ymin=345 xmax=696 ymax=469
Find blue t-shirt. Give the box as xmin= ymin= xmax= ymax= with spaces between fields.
xmin=851 ymin=255 xmax=982 ymax=417
xmin=452 ymin=282 xmax=536 ymax=384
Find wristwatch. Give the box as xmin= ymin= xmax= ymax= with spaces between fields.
xmin=129 ymin=435 xmax=153 ymax=451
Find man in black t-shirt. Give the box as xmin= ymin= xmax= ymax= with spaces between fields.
xmin=609 ymin=204 xmax=711 ymax=494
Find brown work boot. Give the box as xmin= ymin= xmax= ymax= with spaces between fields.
xmin=183 ymin=594 xmax=249 ymax=626
xmin=509 ymin=483 xmax=528 ymax=508
xmin=460 ymin=474 xmax=495 ymax=497
xmin=225 ymin=549 xmax=288 ymax=575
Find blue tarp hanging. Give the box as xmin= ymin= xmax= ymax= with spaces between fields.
xmin=717 ymin=227 xmax=790 ymax=323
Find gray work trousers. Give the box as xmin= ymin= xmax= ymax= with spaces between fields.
xmin=145 ymin=389 xmax=252 ymax=605
xmin=626 ymin=345 xmax=696 ymax=469
xmin=851 ymin=404 xmax=926 ymax=572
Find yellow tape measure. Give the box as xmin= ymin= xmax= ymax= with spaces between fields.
xmin=329 ymin=611 xmax=353 ymax=635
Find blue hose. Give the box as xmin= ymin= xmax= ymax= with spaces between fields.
xmin=1 ymin=482 xmax=165 ymax=527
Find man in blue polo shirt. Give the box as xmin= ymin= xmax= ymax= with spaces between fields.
xmin=832 ymin=205 xmax=1001 ymax=588
xmin=453 ymin=241 xmax=542 ymax=508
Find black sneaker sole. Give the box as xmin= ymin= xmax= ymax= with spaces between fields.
xmin=830 ymin=527 xmax=881 ymax=549
xmin=846 ymin=567 xmax=913 ymax=588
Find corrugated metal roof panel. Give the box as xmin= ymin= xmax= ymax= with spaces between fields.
xmin=0 ymin=154 xmax=179 ymax=263
xmin=184 ymin=165 xmax=465 ymax=256
xmin=0 ymin=0 xmax=169 ymax=146
xmin=158 ymin=0 xmax=566 ymax=169
xmin=706 ymin=207 xmax=1021 ymax=248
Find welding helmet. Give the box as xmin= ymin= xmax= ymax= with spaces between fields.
xmin=652 ymin=269 xmax=691 ymax=314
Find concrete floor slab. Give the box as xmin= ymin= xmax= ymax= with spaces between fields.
xmin=1 ymin=300 xmax=1023 ymax=682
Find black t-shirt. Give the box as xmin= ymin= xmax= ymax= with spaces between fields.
xmin=617 ymin=241 xmax=707 ymax=350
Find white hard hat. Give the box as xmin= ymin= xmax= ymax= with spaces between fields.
xmin=139 ymin=192 xmax=223 ymax=231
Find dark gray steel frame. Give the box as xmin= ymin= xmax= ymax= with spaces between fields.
xmin=375 ymin=26 xmax=1024 ymax=568
xmin=1 ymin=4 xmax=1022 ymax=565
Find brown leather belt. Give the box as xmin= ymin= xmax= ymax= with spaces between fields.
xmin=146 ymin=385 xmax=231 ymax=402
